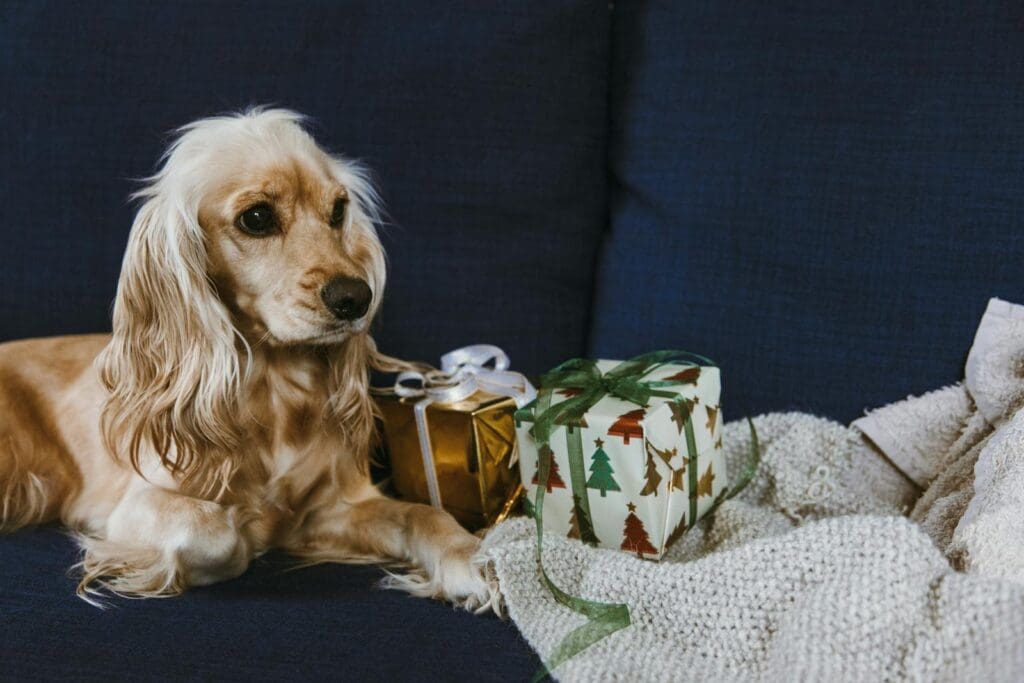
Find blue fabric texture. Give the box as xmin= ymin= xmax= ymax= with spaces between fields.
xmin=591 ymin=1 xmax=1024 ymax=421
xmin=0 ymin=528 xmax=539 ymax=681
xmin=0 ymin=0 xmax=609 ymax=375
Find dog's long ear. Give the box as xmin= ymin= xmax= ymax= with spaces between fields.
xmin=321 ymin=157 xmax=390 ymax=473
xmin=97 ymin=188 xmax=245 ymax=497
xmin=325 ymin=334 xmax=376 ymax=476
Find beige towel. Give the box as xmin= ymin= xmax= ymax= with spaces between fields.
xmin=854 ymin=297 xmax=1024 ymax=578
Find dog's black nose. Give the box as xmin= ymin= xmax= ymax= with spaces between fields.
xmin=320 ymin=277 xmax=372 ymax=321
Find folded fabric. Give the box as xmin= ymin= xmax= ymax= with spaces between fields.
xmin=855 ymin=297 xmax=1024 ymax=581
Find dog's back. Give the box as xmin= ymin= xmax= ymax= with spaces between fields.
xmin=0 ymin=335 xmax=106 ymax=530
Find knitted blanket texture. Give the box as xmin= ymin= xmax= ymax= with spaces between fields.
xmin=485 ymin=299 xmax=1024 ymax=681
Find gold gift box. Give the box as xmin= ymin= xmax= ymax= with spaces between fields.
xmin=376 ymin=390 xmax=522 ymax=530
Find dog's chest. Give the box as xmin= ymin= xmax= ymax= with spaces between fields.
xmin=246 ymin=360 xmax=336 ymax=494
xmin=249 ymin=357 xmax=325 ymax=443
xmin=245 ymin=420 xmax=336 ymax=548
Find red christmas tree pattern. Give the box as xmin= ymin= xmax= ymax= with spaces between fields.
xmin=621 ymin=502 xmax=658 ymax=558
xmin=665 ymin=366 xmax=701 ymax=384
xmin=608 ymin=409 xmax=645 ymax=444
xmin=530 ymin=445 xmax=566 ymax=493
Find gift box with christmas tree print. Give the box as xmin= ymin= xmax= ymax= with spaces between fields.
xmin=515 ymin=353 xmax=727 ymax=559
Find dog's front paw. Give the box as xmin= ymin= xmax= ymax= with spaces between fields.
xmin=462 ymin=545 xmax=504 ymax=616
xmin=380 ymin=541 xmax=504 ymax=616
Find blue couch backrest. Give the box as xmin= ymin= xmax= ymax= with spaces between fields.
xmin=592 ymin=2 xmax=1024 ymax=421
xmin=3 ymin=2 xmax=1022 ymax=422
xmin=0 ymin=1 xmax=608 ymax=374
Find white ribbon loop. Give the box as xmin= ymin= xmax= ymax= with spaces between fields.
xmin=441 ymin=344 xmax=510 ymax=373
xmin=388 ymin=345 xmax=536 ymax=509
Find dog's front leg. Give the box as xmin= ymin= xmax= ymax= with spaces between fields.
xmin=76 ymin=484 xmax=253 ymax=600
xmin=293 ymin=493 xmax=501 ymax=613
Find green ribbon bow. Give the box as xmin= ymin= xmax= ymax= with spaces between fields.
xmin=528 ymin=350 xmax=716 ymax=445
xmin=520 ymin=351 xmax=760 ymax=681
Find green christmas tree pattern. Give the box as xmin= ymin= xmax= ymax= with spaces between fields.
xmin=586 ymin=438 xmax=621 ymax=497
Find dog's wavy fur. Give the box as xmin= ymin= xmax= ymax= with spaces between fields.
xmin=0 ymin=108 xmax=499 ymax=612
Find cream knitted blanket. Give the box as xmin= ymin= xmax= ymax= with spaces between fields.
xmin=484 ymin=299 xmax=1024 ymax=681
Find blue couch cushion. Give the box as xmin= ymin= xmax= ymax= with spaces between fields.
xmin=0 ymin=528 xmax=539 ymax=681
xmin=0 ymin=0 xmax=610 ymax=374
xmin=592 ymin=1 xmax=1024 ymax=421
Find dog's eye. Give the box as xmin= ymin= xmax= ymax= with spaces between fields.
xmin=237 ymin=203 xmax=277 ymax=236
xmin=330 ymin=198 xmax=348 ymax=228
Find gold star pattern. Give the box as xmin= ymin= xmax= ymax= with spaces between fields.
xmin=594 ymin=437 xmax=604 ymax=448
xmin=697 ymin=464 xmax=715 ymax=497
xmin=705 ymin=405 xmax=719 ymax=434
xmin=627 ymin=502 xmax=637 ymax=512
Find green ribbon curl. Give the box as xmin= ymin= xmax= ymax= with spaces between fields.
xmin=529 ymin=441 xmax=629 ymax=682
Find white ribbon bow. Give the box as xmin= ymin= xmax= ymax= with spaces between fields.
xmin=391 ymin=344 xmax=536 ymax=509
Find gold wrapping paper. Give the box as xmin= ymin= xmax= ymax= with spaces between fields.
xmin=376 ymin=390 xmax=521 ymax=530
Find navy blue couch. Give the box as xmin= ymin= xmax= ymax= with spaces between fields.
xmin=2 ymin=1 xmax=1022 ymax=679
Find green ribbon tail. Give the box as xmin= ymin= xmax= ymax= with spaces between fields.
xmin=683 ymin=413 xmax=699 ymax=528
xmin=531 ymin=602 xmax=630 ymax=683
xmin=530 ymin=431 xmax=630 ymax=681
xmin=708 ymin=418 xmax=761 ymax=517
xmin=726 ymin=418 xmax=761 ymax=501
xmin=565 ymin=425 xmax=599 ymax=546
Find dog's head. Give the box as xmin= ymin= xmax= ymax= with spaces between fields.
xmin=135 ymin=108 xmax=384 ymax=346
xmin=98 ymin=109 xmax=387 ymax=492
